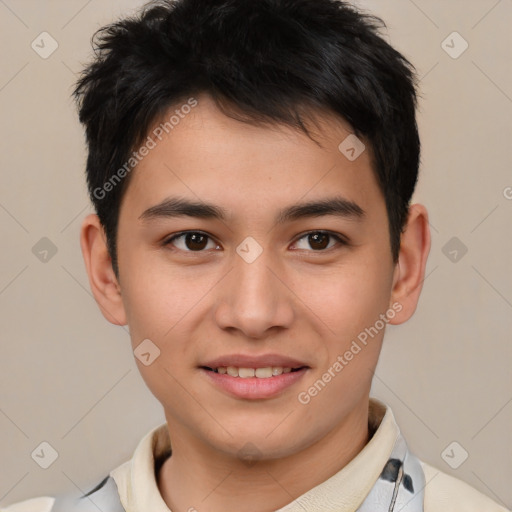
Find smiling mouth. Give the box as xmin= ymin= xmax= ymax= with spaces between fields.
xmin=201 ymin=366 xmax=308 ymax=378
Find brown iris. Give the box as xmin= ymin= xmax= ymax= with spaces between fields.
xmin=185 ymin=233 xmax=209 ymax=250
xmin=308 ymin=232 xmax=330 ymax=250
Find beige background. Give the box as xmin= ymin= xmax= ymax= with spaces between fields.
xmin=0 ymin=0 xmax=511 ymax=508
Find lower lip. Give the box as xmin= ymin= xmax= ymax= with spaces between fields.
xmin=200 ymin=367 xmax=309 ymax=400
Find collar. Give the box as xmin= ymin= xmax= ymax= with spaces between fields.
xmin=110 ymin=398 xmax=424 ymax=511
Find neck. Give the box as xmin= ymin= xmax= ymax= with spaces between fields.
xmin=157 ymin=403 xmax=370 ymax=512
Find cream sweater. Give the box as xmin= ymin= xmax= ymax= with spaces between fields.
xmin=2 ymin=399 xmax=509 ymax=511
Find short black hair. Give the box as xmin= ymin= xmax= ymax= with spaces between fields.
xmin=74 ymin=0 xmax=420 ymax=276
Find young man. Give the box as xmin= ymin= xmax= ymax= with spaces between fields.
xmin=2 ymin=0 xmax=509 ymax=511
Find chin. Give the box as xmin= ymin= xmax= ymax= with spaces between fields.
xmin=208 ymin=424 xmax=313 ymax=461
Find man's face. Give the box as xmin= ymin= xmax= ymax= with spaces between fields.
xmin=115 ymin=94 xmax=397 ymax=459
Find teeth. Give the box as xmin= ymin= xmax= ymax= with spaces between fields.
xmin=238 ymin=367 xmax=255 ymax=378
xmin=226 ymin=366 xmax=238 ymax=377
xmin=255 ymin=367 xmax=273 ymax=378
xmin=214 ymin=366 xmax=299 ymax=378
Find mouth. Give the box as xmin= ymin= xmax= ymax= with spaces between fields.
xmin=199 ymin=359 xmax=310 ymax=399
xmin=201 ymin=365 xmax=308 ymax=378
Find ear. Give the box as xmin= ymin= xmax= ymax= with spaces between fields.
xmin=388 ymin=203 xmax=431 ymax=325
xmin=80 ymin=214 xmax=127 ymax=326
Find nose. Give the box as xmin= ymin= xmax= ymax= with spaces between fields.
xmin=214 ymin=249 xmax=295 ymax=339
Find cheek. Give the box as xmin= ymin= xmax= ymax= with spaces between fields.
xmin=307 ymin=255 xmax=393 ymax=340
xmin=120 ymin=266 xmax=200 ymax=409
xmin=118 ymin=253 xmax=218 ymax=384
xmin=118 ymin=248 xmax=197 ymax=340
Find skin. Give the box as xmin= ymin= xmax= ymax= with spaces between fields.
xmin=81 ymin=93 xmax=430 ymax=512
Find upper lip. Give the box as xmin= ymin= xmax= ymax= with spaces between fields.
xmin=201 ymin=354 xmax=309 ymax=369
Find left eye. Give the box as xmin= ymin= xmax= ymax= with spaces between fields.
xmin=292 ymin=231 xmax=346 ymax=251
xmin=164 ymin=232 xmax=220 ymax=252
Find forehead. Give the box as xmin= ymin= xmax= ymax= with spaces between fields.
xmin=121 ymin=94 xmax=382 ymax=218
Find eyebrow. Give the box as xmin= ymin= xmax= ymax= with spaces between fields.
xmin=139 ymin=196 xmax=365 ymax=224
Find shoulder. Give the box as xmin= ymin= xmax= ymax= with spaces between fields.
xmin=421 ymin=461 xmax=510 ymax=512
xmin=1 ymin=475 xmax=125 ymax=512
xmin=0 ymin=497 xmax=55 ymax=512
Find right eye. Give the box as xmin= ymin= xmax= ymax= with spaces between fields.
xmin=163 ymin=231 xmax=221 ymax=252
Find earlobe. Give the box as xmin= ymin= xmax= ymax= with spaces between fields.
xmin=80 ymin=214 xmax=127 ymax=326
xmin=388 ymin=203 xmax=431 ymax=325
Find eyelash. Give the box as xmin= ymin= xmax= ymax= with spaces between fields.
xmin=162 ymin=230 xmax=349 ymax=253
